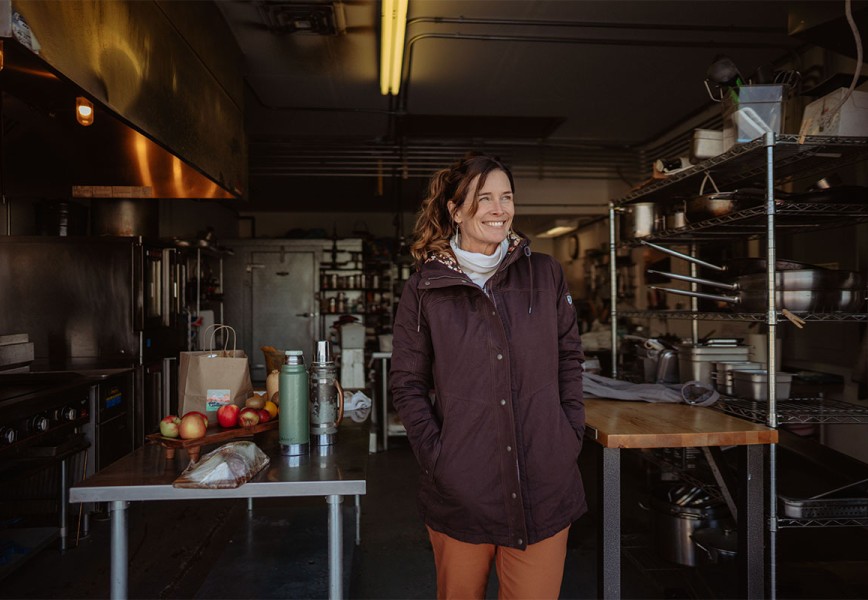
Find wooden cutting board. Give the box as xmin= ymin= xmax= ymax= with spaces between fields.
xmin=145 ymin=420 xmax=278 ymax=462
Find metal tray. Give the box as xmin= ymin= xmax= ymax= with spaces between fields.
xmin=780 ymin=477 xmax=868 ymax=519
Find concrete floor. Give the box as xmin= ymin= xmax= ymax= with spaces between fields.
xmin=2 ymin=437 xmax=868 ymax=599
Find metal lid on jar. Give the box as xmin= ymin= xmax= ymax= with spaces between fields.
xmin=284 ymin=350 xmax=305 ymax=365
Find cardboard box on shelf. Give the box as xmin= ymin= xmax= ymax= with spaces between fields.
xmin=801 ymin=88 xmax=868 ymax=137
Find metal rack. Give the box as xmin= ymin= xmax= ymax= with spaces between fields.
xmin=620 ymin=310 xmax=868 ymax=322
xmin=616 ymin=135 xmax=868 ymax=206
xmin=716 ymin=397 xmax=868 ymax=425
xmin=608 ymin=134 xmax=868 ymax=598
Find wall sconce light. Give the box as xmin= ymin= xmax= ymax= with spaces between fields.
xmin=379 ymin=0 xmax=408 ymax=95
xmin=75 ymin=96 xmax=94 ymax=126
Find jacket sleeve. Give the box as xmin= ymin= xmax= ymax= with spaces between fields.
xmin=551 ymin=258 xmax=585 ymax=446
xmin=389 ymin=275 xmax=442 ymax=473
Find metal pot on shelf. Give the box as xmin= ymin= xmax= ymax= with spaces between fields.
xmin=647 ymin=268 xmax=867 ymax=313
xmin=619 ymin=202 xmax=658 ymax=240
xmin=648 ymin=484 xmax=729 ymax=567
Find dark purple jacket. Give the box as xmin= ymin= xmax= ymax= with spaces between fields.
xmin=389 ymin=233 xmax=586 ymax=549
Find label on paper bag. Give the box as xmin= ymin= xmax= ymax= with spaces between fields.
xmin=206 ymin=389 xmax=231 ymax=412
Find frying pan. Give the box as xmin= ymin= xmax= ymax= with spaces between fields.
xmin=640 ymin=240 xmax=825 ymax=277
xmin=685 ymin=188 xmax=765 ymax=223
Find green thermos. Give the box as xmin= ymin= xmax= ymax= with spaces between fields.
xmin=279 ymin=350 xmax=309 ymax=456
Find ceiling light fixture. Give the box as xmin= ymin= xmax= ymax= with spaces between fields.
xmin=537 ymin=220 xmax=579 ymax=239
xmin=75 ymin=96 xmax=94 ymax=126
xmin=380 ymin=0 xmax=408 ymax=95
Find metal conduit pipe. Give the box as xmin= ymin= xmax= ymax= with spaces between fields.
xmin=406 ymin=16 xmax=785 ymax=34
xmin=397 ymin=32 xmax=793 ymax=113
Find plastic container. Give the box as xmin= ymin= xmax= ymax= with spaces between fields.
xmin=340 ymin=322 xmax=366 ymax=349
xmin=731 ymin=368 xmax=793 ymax=401
xmin=691 ymin=129 xmax=724 ymax=160
xmin=723 ymin=84 xmax=786 ymax=144
xmin=677 ymin=343 xmax=750 ymax=384
xmin=712 ymin=360 xmax=763 ymax=395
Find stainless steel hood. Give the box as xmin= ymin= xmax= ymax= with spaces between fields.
xmin=1 ymin=0 xmax=246 ymax=200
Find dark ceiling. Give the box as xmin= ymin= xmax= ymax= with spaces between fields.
xmin=216 ymin=1 xmax=857 ymax=214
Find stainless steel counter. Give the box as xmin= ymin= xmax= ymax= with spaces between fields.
xmin=70 ymin=417 xmax=368 ymax=600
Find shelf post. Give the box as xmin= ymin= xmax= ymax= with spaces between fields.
xmin=608 ymin=201 xmax=618 ymax=378
xmin=763 ymin=130 xmax=778 ymax=600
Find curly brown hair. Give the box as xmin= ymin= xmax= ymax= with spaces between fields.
xmin=410 ymin=153 xmax=515 ymax=264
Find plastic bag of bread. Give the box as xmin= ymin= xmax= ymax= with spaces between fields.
xmin=173 ymin=441 xmax=270 ymax=489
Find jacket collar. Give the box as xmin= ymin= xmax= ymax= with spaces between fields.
xmin=419 ymin=231 xmax=527 ymax=288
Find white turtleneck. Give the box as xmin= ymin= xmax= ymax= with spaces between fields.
xmin=450 ymin=234 xmax=509 ymax=291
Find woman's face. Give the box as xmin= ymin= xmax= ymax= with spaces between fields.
xmin=448 ymin=169 xmax=514 ymax=255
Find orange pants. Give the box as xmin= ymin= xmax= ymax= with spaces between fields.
xmin=426 ymin=526 xmax=570 ymax=600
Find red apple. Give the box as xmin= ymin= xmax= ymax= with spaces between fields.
xmin=239 ymin=407 xmax=260 ymax=428
xmin=257 ymin=409 xmax=271 ymax=423
xmin=217 ymin=404 xmax=240 ymax=428
xmin=184 ymin=411 xmax=209 ymax=428
xmin=159 ymin=415 xmax=181 ymax=438
xmin=179 ymin=413 xmax=207 ymax=439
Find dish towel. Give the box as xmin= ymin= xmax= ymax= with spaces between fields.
xmin=583 ymin=373 xmax=720 ymax=407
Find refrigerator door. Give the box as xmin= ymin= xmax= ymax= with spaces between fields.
xmin=249 ymin=249 xmax=317 ymax=382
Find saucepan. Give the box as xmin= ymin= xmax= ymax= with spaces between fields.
xmin=648 ymin=285 xmax=866 ymax=313
xmin=643 ymin=241 xmax=867 ymax=312
xmin=647 ymin=268 xmax=865 ymax=293
xmin=685 ymin=188 xmax=765 ymax=223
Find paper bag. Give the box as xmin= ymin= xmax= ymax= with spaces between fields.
xmin=178 ymin=325 xmax=253 ymax=424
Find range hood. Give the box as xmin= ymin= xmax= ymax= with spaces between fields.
xmin=0 ymin=1 xmax=246 ymax=200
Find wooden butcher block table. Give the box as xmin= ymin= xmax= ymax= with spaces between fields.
xmin=584 ymin=399 xmax=778 ymax=599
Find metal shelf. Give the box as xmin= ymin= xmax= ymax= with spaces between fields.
xmin=619 ymin=310 xmax=868 ymax=322
xmin=616 ymin=135 xmax=868 ymax=206
xmin=715 ymin=397 xmax=868 ymax=425
xmin=639 ymin=448 xmax=725 ymax=504
xmin=777 ymin=517 xmax=868 ymax=528
xmin=629 ymin=202 xmax=868 ymax=243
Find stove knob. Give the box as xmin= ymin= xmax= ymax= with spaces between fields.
xmin=59 ymin=406 xmax=78 ymax=422
xmin=0 ymin=427 xmax=16 ymax=445
xmin=30 ymin=415 xmax=49 ymax=433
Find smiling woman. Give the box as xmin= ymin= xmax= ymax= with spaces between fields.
xmin=391 ymin=152 xmax=587 ymax=600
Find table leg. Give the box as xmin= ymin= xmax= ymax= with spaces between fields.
xmin=327 ymin=495 xmax=343 ymax=599
xmin=355 ymin=494 xmax=361 ymax=546
xmin=60 ymin=457 xmax=69 ymax=551
xmin=598 ymin=447 xmax=621 ymax=599
xmin=380 ymin=358 xmax=389 ymax=451
xmin=738 ymin=444 xmax=764 ymax=599
xmin=109 ymin=500 xmax=129 ymax=600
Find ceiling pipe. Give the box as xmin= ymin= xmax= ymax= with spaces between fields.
xmin=406 ymin=16 xmax=785 ymax=35
xmin=397 ymin=31 xmax=794 ymax=115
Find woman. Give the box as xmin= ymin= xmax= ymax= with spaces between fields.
xmin=390 ymin=153 xmax=586 ymax=599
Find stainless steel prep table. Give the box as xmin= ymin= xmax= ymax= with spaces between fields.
xmin=70 ymin=419 xmax=367 ymax=600
xmin=585 ymin=399 xmax=778 ymax=599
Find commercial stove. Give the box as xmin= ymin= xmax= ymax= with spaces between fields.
xmin=0 ymin=368 xmax=134 ymax=573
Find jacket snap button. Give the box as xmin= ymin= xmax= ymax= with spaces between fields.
xmin=511 ymin=492 xmax=517 ymax=499
xmin=491 ymin=311 xmax=495 ymax=315
xmin=518 ymin=538 xmax=523 ymax=545
xmin=425 ymin=281 xmax=431 ymax=286
xmin=506 ymin=445 xmax=512 ymax=452
xmin=496 ymin=353 xmax=503 ymax=360
xmin=500 ymin=399 xmax=506 ymax=406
